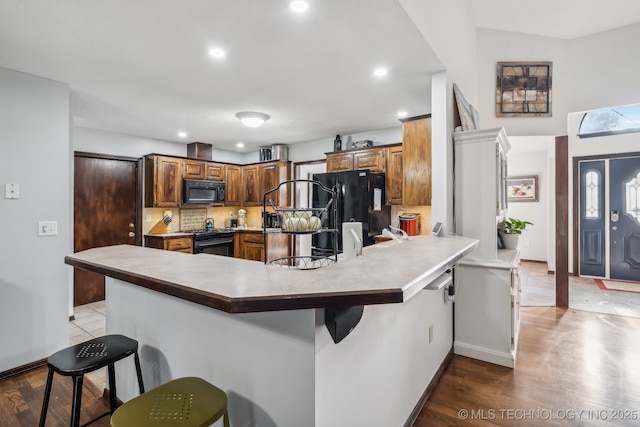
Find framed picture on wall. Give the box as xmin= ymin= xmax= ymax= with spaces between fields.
xmin=507 ymin=175 xmax=539 ymax=202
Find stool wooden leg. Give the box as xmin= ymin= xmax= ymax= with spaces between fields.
xmin=133 ymin=352 xmax=145 ymax=394
xmin=107 ymin=363 xmax=117 ymax=412
xmin=71 ymin=375 xmax=84 ymax=427
xmin=224 ymin=409 xmax=230 ymax=427
xmin=38 ymin=367 xmax=54 ymax=427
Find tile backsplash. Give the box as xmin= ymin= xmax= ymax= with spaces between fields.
xmin=143 ymin=206 xmax=266 ymax=234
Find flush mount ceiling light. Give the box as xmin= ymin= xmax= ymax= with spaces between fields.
xmin=397 ymin=111 xmax=408 ymax=118
xmin=236 ymin=142 xmax=245 ymax=148
xmin=236 ymin=111 xmax=270 ymax=128
xmin=178 ymin=131 xmax=187 ymax=138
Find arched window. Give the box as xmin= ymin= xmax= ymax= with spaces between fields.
xmin=578 ymin=104 xmax=640 ymax=138
xmin=585 ymin=170 xmax=600 ymax=218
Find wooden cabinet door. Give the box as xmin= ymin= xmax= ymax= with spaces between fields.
xmin=206 ymin=162 xmax=225 ymax=181
xmin=243 ymin=165 xmax=260 ymax=206
xmin=326 ymin=152 xmax=353 ymax=172
xmin=183 ymin=159 xmax=206 ymax=180
xmin=353 ymin=148 xmax=385 ymax=172
xmin=224 ymin=164 xmax=242 ymax=206
xmin=244 ymin=243 xmax=265 ymax=262
xmin=402 ymin=116 xmax=432 ymax=206
xmin=386 ymin=145 xmax=403 ymax=205
xmin=146 ymin=155 xmax=183 ymax=207
xmin=260 ymin=162 xmax=280 ymax=205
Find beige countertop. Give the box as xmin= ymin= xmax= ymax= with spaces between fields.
xmin=66 ymin=234 xmax=478 ymax=313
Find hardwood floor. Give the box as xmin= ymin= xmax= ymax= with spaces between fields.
xmin=0 ymin=366 xmax=111 ymax=426
xmin=415 ymin=307 xmax=640 ymax=426
xmin=2 ymin=307 xmax=640 ymax=426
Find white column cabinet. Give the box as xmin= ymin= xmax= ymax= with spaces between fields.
xmin=453 ymin=127 xmax=522 ymax=368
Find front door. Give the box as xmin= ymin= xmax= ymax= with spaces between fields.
xmin=579 ymin=155 xmax=640 ymax=281
xmin=610 ymin=157 xmax=640 ymax=281
xmin=74 ymin=153 xmax=141 ymax=306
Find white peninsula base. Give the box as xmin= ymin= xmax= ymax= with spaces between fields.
xmin=108 ymin=277 xmax=453 ymax=427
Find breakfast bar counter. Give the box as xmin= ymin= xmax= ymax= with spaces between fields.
xmin=66 ymin=235 xmax=477 ymax=427
xmin=65 ymin=234 xmax=477 ymax=313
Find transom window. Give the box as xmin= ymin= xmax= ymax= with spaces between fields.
xmin=578 ymin=103 xmax=640 ymax=138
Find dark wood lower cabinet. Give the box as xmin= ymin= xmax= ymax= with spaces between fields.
xmin=235 ymin=230 xmax=290 ymax=262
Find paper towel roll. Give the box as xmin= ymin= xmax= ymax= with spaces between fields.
xmin=342 ymin=222 xmax=363 ymax=260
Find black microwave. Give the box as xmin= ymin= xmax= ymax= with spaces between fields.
xmin=183 ymin=179 xmax=225 ymax=205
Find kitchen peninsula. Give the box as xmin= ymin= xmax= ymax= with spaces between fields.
xmin=66 ymin=234 xmax=477 ymax=426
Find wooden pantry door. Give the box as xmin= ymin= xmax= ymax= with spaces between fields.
xmin=74 ymin=152 xmax=142 ymax=306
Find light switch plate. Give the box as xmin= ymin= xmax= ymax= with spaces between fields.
xmin=38 ymin=221 xmax=58 ymax=236
xmin=5 ymin=183 xmax=20 ymax=199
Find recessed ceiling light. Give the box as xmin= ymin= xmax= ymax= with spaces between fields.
xmin=208 ymin=48 xmax=226 ymax=59
xmin=397 ymin=111 xmax=407 ymax=118
xmin=373 ymin=67 xmax=388 ymax=78
xmin=178 ymin=131 xmax=187 ymax=138
xmin=289 ymin=1 xmax=309 ymax=13
xmin=236 ymin=111 xmax=270 ymax=128
xmin=237 ymin=142 xmax=245 ymax=148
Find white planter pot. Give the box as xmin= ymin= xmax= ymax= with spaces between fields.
xmin=499 ymin=232 xmax=520 ymax=250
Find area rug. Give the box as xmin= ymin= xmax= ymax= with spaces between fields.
xmin=595 ymin=279 xmax=640 ymax=294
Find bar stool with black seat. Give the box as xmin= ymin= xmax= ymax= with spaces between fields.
xmin=110 ymin=376 xmax=230 ymax=427
xmin=39 ymin=334 xmax=145 ymax=427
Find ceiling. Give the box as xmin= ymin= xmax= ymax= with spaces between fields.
xmin=1 ymin=0 xmax=639 ymax=153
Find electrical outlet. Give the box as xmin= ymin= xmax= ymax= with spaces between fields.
xmin=524 ymin=240 xmax=530 ymax=248
xmin=38 ymin=221 xmax=58 ymax=236
xmin=428 ymin=324 xmax=434 ymax=343
xmin=146 ymin=215 xmax=152 ymax=222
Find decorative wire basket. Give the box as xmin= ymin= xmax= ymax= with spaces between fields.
xmin=269 ymin=199 xmax=332 ymax=234
xmin=267 ymin=255 xmax=337 ymax=270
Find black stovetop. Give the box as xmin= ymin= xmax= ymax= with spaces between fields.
xmin=182 ymin=228 xmax=236 ymax=238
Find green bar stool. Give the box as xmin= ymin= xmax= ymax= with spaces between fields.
xmin=110 ymin=377 xmax=230 ymax=427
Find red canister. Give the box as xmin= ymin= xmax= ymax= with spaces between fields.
xmin=399 ymin=213 xmax=421 ymax=236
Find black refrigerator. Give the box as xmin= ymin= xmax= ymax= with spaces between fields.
xmin=312 ymin=170 xmax=391 ymax=254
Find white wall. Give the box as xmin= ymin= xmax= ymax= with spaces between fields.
xmin=0 ymin=67 xmax=70 ymax=372
xmin=287 ymin=127 xmax=402 ymax=163
xmin=507 ymin=137 xmax=553 ymax=261
xmin=401 ymin=0 xmax=478 ymax=235
xmin=477 ymin=29 xmax=570 ymax=137
xmin=74 ymin=127 xmax=245 ymax=164
xmin=568 ymin=23 xmax=640 ymax=113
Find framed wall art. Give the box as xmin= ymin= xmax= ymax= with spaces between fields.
xmin=496 ymin=62 xmax=552 ymax=117
xmin=507 ymin=175 xmax=539 ymax=202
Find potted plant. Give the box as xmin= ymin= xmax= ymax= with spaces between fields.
xmin=498 ymin=217 xmax=533 ymax=250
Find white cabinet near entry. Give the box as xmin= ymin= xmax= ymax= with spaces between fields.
xmin=454 ymin=250 xmax=521 ymax=368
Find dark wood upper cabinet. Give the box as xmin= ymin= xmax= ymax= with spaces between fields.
xmin=326 ymin=148 xmax=385 ymax=173
xmin=242 ymin=165 xmax=260 ymax=206
xmin=224 ymin=164 xmax=242 ymax=206
xmin=326 ymin=152 xmax=354 ymax=172
xmin=206 ymin=163 xmax=225 ymax=181
xmin=183 ymin=159 xmax=206 ymax=180
xmin=385 ymin=144 xmax=403 ymax=205
xmin=401 ymin=115 xmax=432 ymax=206
xmin=145 ymin=155 xmax=183 ymax=207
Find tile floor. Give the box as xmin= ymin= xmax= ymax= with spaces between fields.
xmin=520 ymin=260 xmax=640 ymax=318
xmin=70 ymin=262 xmax=640 ymax=392
xmin=69 ymin=301 xmax=107 ymax=390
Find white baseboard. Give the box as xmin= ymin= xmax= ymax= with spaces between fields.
xmin=454 ymin=341 xmax=515 ymax=368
